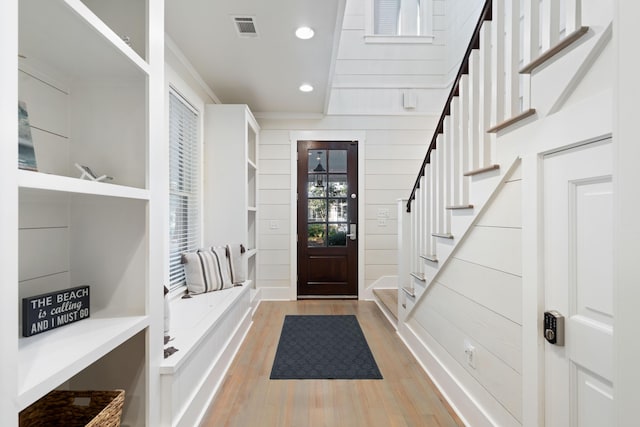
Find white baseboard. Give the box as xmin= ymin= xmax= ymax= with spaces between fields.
xmin=397 ymin=321 xmax=508 ymax=427
xmin=363 ymin=275 xmax=398 ymax=300
xmin=259 ymin=286 xmax=293 ymax=301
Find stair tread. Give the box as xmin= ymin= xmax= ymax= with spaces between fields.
xmin=373 ymin=289 xmax=398 ymax=320
xmin=432 ymin=232 xmax=454 ymax=239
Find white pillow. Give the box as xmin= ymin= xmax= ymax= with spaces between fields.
xmin=226 ymin=243 xmax=247 ymax=284
xmin=182 ymin=247 xmax=233 ymax=294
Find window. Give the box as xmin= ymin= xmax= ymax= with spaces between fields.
xmin=168 ymin=90 xmax=200 ymax=291
xmin=371 ymin=0 xmax=432 ymax=37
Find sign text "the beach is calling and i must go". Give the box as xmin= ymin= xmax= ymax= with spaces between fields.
xmin=22 ymin=286 xmax=90 ymax=337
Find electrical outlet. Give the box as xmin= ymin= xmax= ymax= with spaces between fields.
xmin=464 ymin=340 xmax=476 ymax=369
xmin=377 ymin=208 xmax=390 ymax=218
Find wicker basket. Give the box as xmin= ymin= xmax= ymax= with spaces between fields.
xmin=19 ymin=389 xmax=125 ymax=427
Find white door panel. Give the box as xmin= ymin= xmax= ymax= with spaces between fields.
xmin=544 ymin=140 xmax=613 ymax=426
xmin=576 ymin=368 xmax=613 ymax=427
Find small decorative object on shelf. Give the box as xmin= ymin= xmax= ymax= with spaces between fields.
xmin=22 ymin=286 xmax=90 ymax=337
xmin=18 ymin=101 xmax=38 ymax=171
xmin=75 ymin=163 xmax=114 ymax=182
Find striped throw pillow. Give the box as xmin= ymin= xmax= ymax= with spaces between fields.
xmin=182 ymin=248 xmax=233 ymax=294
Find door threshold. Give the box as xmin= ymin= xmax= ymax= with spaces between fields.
xmin=297 ymin=295 xmax=358 ymax=300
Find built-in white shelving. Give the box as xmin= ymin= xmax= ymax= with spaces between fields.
xmin=2 ymin=0 xmax=164 ymax=425
xmin=204 ymin=104 xmax=260 ymax=289
xmin=18 ymin=170 xmax=150 ymax=200
xmin=19 ymin=0 xmax=149 ymax=80
xmin=18 ymin=315 xmax=148 ymax=410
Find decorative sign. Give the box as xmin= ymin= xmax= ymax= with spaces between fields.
xmin=22 ymin=286 xmax=90 ymax=337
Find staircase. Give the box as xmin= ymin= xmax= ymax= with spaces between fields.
xmin=397 ymin=0 xmax=590 ymax=314
xmin=372 ymin=288 xmax=398 ymax=321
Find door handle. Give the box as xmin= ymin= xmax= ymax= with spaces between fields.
xmin=346 ymin=223 xmax=357 ymax=240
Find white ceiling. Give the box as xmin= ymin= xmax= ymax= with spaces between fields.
xmin=165 ymin=0 xmax=345 ymax=115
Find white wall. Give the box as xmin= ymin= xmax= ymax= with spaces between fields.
xmin=328 ymin=0 xmax=449 ymax=115
xmin=444 ymin=0 xmax=486 ymax=82
xmin=614 ymin=2 xmax=640 ymax=425
xmin=17 ymin=66 xmax=71 ymax=321
xmin=164 ymin=37 xmax=219 ymax=290
xmin=409 ymin=164 xmax=523 ymax=426
xmin=256 ymin=115 xmax=438 ymax=299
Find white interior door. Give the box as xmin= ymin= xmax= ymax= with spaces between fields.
xmin=543 ymin=139 xmax=613 ymax=426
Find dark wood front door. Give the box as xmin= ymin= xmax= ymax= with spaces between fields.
xmin=297 ymin=141 xmax=358 ymax=298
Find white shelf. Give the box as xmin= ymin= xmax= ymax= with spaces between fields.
xmin=247 ymin=159 xmax=257 ymax=170
xmin=18 ymin=314 xmax=148 ymax=410
xmin=247 ymin=248 xmax=257 ymax=258
xmin=248 ymin=206 xmax=257 ymax=212
xmin=18 ymin=170 xmax=150 ymax=200
xmin=19 ymin=0 xmax=149 ymax=81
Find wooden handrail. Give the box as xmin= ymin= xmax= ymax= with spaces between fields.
xmin=406 ymin=0 xmax=492 ymax=213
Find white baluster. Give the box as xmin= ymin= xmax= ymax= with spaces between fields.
xmin=410 ymin=191 xmax=418 ymax=274
xmin=468 ymin=49 xmax=481 ymax=172
xmin=435 ymin=135 xmax=445 ymax=234
xmin=450 ymin=95 xmax=461 ymax=206
xmin=458 ymin=74 xmax=470 ymax=204
xmin=425 ymin=162 xmax=435 ymax=257
xmin=491 ymin=0 xmax=505 ymax=127
xmin=541 ymin=0 xmax=560 ymax=51
xmin=504 ymin=0 xmax=521 ymax=117
xmin=420 ymin=174 xmax=427 ymax=269
xmin=521 ymin=0 xmax=539 ymax=110
xmin=443 ymin=116 xmax=453 ymax=233
xmin=479 ymin=23 xmax=492 ymax=167
xmin=565 ymin=0 xmax=582 ymax=34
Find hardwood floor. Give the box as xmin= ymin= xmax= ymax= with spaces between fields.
xmin=200 ymin=300 xmax=464 ymax=427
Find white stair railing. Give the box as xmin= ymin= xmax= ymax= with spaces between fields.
xmin=402 ymin=0 xmax=587 ymax=308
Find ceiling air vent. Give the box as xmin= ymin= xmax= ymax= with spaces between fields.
xmin=232 ymin=16 xmax=258 ymax=38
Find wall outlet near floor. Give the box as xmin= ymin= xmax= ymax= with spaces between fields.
xmin=464 ymin=340 xmax=476 ymax=369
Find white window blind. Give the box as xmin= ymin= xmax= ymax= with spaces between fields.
xmin=373 ymin=0 xmax=428 ymax=37
xmin=169 ymin=90 xmax=200 ymax=291
xmin=374 ymin=0 xmax=401 ymax=35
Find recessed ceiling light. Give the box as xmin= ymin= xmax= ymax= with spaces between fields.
xmin=299 ymin=84 xmax=314 ymax=92
xmin=295 ymin=26 xmax=315 ymax=40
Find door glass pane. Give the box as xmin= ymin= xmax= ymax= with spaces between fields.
xmin=307 ymin=175 xmax=326 ymax=197
xmin=308 ymin=224 xmax=326 ymax=247
xmin=328 ymin=223 xmax=347 ymax=246
xmin=328 ymin=199 xmax=348 ymax=222
xmin=328 ymin=174 xmax=347 ymax=197
xmin=308 ymin=199 xmax=326 ymax=222
xmin=329 ymin=150 xmax=347 ymax=173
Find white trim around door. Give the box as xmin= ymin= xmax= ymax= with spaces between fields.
xmin=289 ymin=131 xmax=366 ymax=300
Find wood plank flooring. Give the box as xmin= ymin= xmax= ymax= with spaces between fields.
xmin=200 ymin=300 xmax=464 ymax=427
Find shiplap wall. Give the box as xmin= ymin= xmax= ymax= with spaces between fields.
xmin=18 ymin=68 xmax=71 ymax=327
xmin=328 ymin=0 xmax=448 ymax=115
xmin=408 ymin=163 xmax=523 ymax=426
xmin=256 ymin=117 xmax=434 ymax=295
xmin=18 ymin=64 xmax=147 ymax=320
xmin=444 ymin=0 xmax=486 ymax=82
